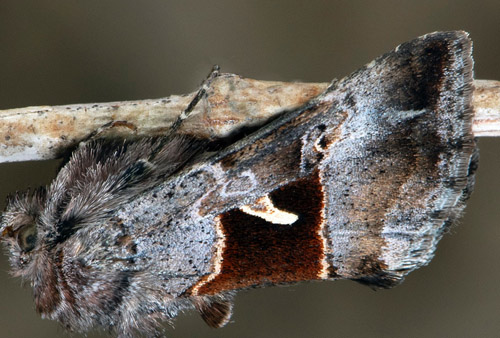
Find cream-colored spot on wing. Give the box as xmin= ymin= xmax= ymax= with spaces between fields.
xmin=240 ymin=195 xmax=298 ymax=225
xmin=317 ymin=171 xmax=330 ymax=280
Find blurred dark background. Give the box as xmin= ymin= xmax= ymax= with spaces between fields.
xmin=0 ymin=1 xmax=499 ymax=337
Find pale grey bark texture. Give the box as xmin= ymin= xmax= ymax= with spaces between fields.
xmin=0 ymin=76 xmax=498 ymax=163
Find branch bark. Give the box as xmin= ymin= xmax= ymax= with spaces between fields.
xmin=472 ymin=80 xmax=500 ymax=137
xmin=0 ymin=75 xmax=498 ymax=163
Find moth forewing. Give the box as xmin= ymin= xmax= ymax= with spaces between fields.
xmin=0 ymin=31 xmax=477 ymax=336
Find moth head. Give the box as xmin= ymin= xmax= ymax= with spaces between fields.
xmin=1 ymin=189 xmax=46 ymax=277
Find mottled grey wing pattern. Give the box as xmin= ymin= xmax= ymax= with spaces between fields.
xmin=319 ymin=31 xmax=476 ymax=286
xmin=0 ymin=31 xmax=477 ymax=337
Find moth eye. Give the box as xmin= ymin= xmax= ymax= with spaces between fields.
xmin=16 ymin=223 xmax=38 ymax=252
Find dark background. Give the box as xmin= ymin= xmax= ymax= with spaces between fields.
xmin=0 ymin=1 xmax=499 ymax=337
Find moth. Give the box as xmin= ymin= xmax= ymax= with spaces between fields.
xmin=1 ymin=31 xmax=477 ymax=337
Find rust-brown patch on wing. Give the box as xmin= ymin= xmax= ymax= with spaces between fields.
xmin=193 ymin=171 xmax=326 ymax=295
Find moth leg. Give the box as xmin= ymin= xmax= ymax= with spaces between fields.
xmin=170 ymin=64 xmax=221 ymax=131
xmin=78 ymin=65 xmax=219 ymax=148
xmin=72 ymin=120 xmax=140 ymax=152
xmin=87 ymin=120 xmax=138 ymax=140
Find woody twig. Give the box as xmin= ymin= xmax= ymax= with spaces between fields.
xmin=0 ymin=75 xmax=498 ymax=163
xmin=471 ymin=80 xmax=500 ymax=137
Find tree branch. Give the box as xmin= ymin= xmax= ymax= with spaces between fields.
xmin=472 ymin=80 xmax=500 ymax=137
xmin=0 ymin=75 xmax=498 ymax=163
